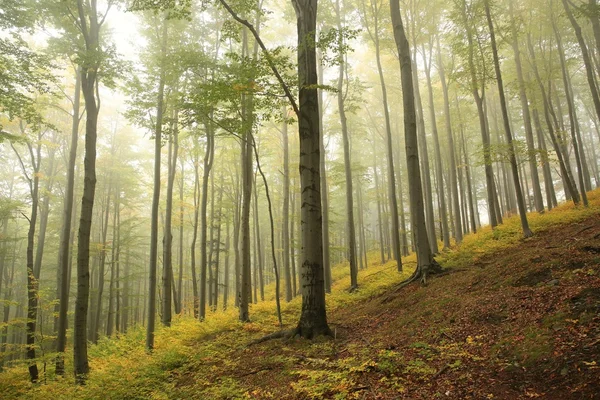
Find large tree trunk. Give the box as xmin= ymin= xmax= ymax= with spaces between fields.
xmin=484 ymin=0 xmax=532 ymax=237
xmin=390 ymin=0 xmax=440 ymax=282
xmin=291 ymin=0 xmax=331 ymax=338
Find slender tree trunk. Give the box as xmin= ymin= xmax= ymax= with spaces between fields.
xmin=317 ymin=48 xmax=332 ymax=293
xmin=436 ymin=37 xmax=463 ymax=243
xmin=509 ymin=0 xmax=544 ymax=213
xmin=146 ymin=18 xmax=167 ymax=351
xmin=411 ymin=49 xmax=438 ymax=253
xmin=282 ymin=108 xmax=292 ymax=301
xmin=527 ymin=34 xmax=580 ymax=205
xmin=554 ymin=21 xmax=589 ymax=206
xmin=252 ymin=174 xmax=264 ymax=301
xmin=190 ymin=148 xmax=200 ymax=318
xmin=422 ymin=41 xmax=450 ymax=248
xmin=562 ymin=0 xmax=600 ymax=125
xmin=177 ymin=158 xmax=184 ymax=314
xmin=107 ymin=181 xmax=120 ymax=336
xmin=56 ymin=66 xmax=81 ymax=375
xmin=199 ymin=120 xmax=214 ymax=320
xmin=484 ymin=0 xmax=532 ymax=237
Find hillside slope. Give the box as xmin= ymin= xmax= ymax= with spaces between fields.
xmin=1 ymin=191 xmax=599 ymax=399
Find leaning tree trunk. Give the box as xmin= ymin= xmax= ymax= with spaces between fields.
xmin=562 ymin=0 xmax=600 ymax=126
xmin=554 ymin=21 xmax=589 ymax=206
xmin=509 ymin=0 xmax=544 ymax=213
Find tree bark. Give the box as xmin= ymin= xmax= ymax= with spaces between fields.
xmin=291 ymin=0 xmax=331 ymax=338
xmin=390 ymin=0 xmax=439 ymax=282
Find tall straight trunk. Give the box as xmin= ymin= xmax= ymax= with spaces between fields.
xmin=34 ymin=147 xmax=55 ymax=280
xmin=93 ymin=183 xmax=111 ymax=343
xmin=213 ymin=174 xmax=223 ymax=309
xmin=554 ymin=21 xmax=589 ymax=206
xmin=146 ymin=18 xmax=167 ymax=351
xmin=485 ymin=0 xmax=532 ymax=236
xmin=527 ymin=34 xmax=580 ymax=205
xmin=532 ymin=107 xmax=557 ymax=208
xmin=199 ymin=120 xmax=215 ymax=320
xmin=74 ymin=0 xmax=104 ymax=381
xmin=334 ymin=0 xmax=358 ymax=288
xmin=177 ymin=158 xmax=184 ymax=314
xmin=317 ymin=48 xmax=332 ymax=293
xmin=190 ymin=148 xmax=200 ymax=317
xmin=356 ymin=178 xmax=368 ymax=269
xmin=56 ymin=67 xmax=81 ymax=375
xmin=290 ymin=187 xmax=297 ymax=294
xmin=411 ymin=51 xmax=438 ymax=253
xmin=390 ymin=0 xmax=439 ymax=281
xmin=457 ymin=104 xmax=477 ymax=234
xmin=223 ymin=218 xmax=230 ymax=309
xmin=364 ymin=0 xmax=402 ymax=266
xmin=509 ymin=0 xmax=544 ymax=213
xmin=562 ymin=0 xmax=600 ymax=125
xmin=373 ymin=160 xmax=385 ymax=265
xmin=459 ymin=0 xmax=498 ymax=228
xmin=107 ymin=181 xmax=120 ymax=336
xmin=121 ymin=250 xmax=129 ymax=333
xmin=208 ymin=169 xmax=216 ymax=309
xmin=252 ymin=176 xmax=265 ymax=301
xmin=422 ymin=41 xmax=450 ymax=248
xmin=11 ymin=137 xmax=41 ymax=382
xmin=436 ymin=37 xmax=462 ymax=243
xmin=232 ymin=168 xmax=241 ymax=308
xmin=163 ymin=111 xmax=179 ymax=325
xmin=282 ymin=108 xmax=292 ymax=301
xmin=292 ymin=0 xmax=331 ymax=338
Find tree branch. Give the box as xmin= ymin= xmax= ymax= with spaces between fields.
xmin=217 ymin=0 xmax=300 ymax=116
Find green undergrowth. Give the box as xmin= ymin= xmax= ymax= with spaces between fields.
xmin=437 ymin=189 xmax=600 ymax=270
xmin=1 ymin=189 xmax=598 ymax=399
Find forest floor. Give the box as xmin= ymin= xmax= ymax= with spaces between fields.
xmin=1 ymin=190 xmax=600 ymax=399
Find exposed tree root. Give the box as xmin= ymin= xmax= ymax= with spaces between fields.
xmin=247 ymin=329 xmax=296 ymax=346
xmin=381 ymin=259 xmax=444 ymax=304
